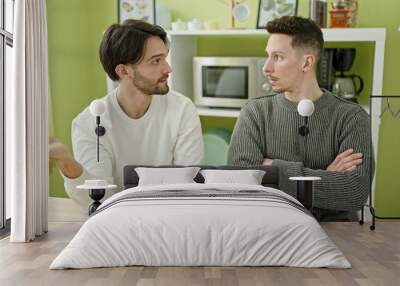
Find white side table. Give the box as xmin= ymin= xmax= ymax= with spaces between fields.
xmin=78 ymin=180 xmax=117 ymax=215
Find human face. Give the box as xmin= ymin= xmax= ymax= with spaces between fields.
xmin=131 ymin=36 xmax=172 ymax=95
xmin=262 ymin=34 xmax=305 ymax=93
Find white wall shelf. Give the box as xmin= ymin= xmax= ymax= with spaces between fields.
xmin=168 ymin=28 xmax=386 ymax=42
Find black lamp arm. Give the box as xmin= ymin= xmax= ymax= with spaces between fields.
xmin=94 ymin=116 xmax=106 ymax=162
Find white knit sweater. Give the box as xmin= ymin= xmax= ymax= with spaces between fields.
xmin=62 ymin=88 xmax=204 ymax=207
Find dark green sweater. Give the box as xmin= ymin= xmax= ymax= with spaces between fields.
xmin=228 ymin=91 xmax=373 ymax=212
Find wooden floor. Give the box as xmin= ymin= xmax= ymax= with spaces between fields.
xmin=0 ymin=222 xmax=399 ymax=286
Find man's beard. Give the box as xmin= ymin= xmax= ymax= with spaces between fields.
xmin=132 ymin=69 xmax=169 ymax=95
xmin=271 ymin=86 xmax=285 ymax=94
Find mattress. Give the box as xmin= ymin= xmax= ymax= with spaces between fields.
xmin=50 ymin=183 xmax=351 ymax=269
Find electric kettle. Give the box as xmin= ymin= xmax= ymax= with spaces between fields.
xmin=332 ymin=74 xmax=364 ymax=103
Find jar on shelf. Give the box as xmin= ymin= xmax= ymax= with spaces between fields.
xmin=345 ymin=0 xmax=358 ymax=28
xmin=329 ymin=0 xmax=349 ymax=28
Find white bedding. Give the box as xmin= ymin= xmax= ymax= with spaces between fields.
xmin=50 ymin=183 xmax=351 ymax=269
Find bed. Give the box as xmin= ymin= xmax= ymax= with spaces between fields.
xmin=50 ymin=165 xmax=350 ymax=269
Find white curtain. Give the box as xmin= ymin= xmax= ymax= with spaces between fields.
xmin=8 ymin=0 xmax=49 ymax=242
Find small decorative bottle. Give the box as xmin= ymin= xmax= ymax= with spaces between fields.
xmin=329 ymin=0 xmax=349 ymax=28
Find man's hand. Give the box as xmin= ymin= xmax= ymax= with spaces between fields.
xmin=49 ymin=137 xmax=83 ymax=179
xmin=49 ymin=137 xmax=71 ymax=162
xmin=326 ymin=148 xmax=363 ymax=172
xmin=262 ymin=158 xmax=273 ymax=166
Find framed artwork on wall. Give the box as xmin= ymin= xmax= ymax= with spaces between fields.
xmin=118 ymin=0 xmax=155 ymax=24
xmin=257 ymin=0 xmax=298 ymax=29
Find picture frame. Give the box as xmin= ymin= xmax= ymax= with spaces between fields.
xmin=257 ymin=0 xmax=298 ymax=29
xmin=118 ymin=0 xmax=155 ymax=24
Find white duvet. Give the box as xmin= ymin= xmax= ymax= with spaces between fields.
xmin=50 ymin=183 xmax=351 ymax=269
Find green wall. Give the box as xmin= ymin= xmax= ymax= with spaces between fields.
xmin=47 ymin=0 xmax=117 ymax=198
xmin=47 ymin=0 xmax=400 ymax=216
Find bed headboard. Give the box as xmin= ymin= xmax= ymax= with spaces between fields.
xmin=123 ymin=165 xmax=280 ymax=189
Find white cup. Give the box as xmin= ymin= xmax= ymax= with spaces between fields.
xmin=204 ymin=20 xmax=220 ymax=30
xmin=171 ymin=19 xmax=187 ymax=31
xmin=188 ymin=19 xmax=203 ymax=31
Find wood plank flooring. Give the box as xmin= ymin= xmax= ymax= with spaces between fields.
xmin=0 ymin=222 xmax=399 ymax=286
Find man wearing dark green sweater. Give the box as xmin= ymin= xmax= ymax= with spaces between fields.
xmin=228 ymin=16 xmax=373 ymax=220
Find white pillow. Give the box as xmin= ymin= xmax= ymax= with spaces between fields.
xmin=200 ymin=169 xmax=266 ymax=185
xmin=135 ymin=167 xmax=201 ymax=186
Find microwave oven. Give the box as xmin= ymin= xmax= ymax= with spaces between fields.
xmin=193 ymin=57 xmax=274 ymax=109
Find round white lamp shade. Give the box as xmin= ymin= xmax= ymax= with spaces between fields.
xmin=90 ymin=99 xmax=106 ymax=116
xmin=297 ymin=99 xmax=315 ymax=117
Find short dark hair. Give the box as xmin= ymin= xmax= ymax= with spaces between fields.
xmin=99 ymin=20 xmax=168 ymax=81
xmin=266 ymin=16 xmax=324 ymax=60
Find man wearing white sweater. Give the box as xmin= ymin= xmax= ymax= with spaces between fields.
xmin=49 ymin=20 xmax=204 ymax=207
